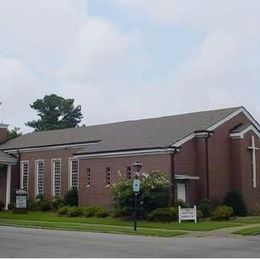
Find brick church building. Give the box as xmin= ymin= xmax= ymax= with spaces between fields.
xmin=0 ymin=106 xmax=260 ymax=211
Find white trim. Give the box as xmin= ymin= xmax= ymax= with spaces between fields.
xmin=68 ymin=158 xmax=79 ymax=190
xmin=230 ymin=124 xmax=260 ymax=139
xmin=174 ymin=174 xmax=200 ymax=180
xmin=35 ymin=160 xmax=44 ymax=197
xmin=3 ymin=142 xmax=96 ymax=154
xmin=0 ymin=158 xmax=17 ymax=164
xmin=173 ymin=107 xmax=260 ymax=146
xmin=75 ymin=148 xmax=176 ymax=159
xmin=20 ymin=160 xmax=29 ymax=190
xmin=5 ymin=164 xmax=12 ymax=210
xmin=51 ymin=158 xmax=62 ymax=197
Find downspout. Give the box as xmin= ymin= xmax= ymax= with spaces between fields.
xmin=17 ymin=149 xmax=21 ymax=189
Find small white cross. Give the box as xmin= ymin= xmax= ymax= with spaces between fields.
xmin=248 ymin=135 xmax=259 ymax=188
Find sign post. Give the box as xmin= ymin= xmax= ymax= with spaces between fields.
xmin=133 ymin=179 xmax=140 ymax=231
xmin=14 ymin=189 xmax=27 ymax=213
xmin=178 ymin=205 xmax=197 ymax=223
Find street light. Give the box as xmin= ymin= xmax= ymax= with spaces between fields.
xmin=132 ymin=161 xmax=142 ymax=231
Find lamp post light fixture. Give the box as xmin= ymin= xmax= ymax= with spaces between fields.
xmin=132 ymin=161 xmax=142 ymax=231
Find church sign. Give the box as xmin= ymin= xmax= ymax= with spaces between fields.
xmin=178 ymin=206 xmax=197 ymax=223
xmin=14 ymin=189 xmax=27 ymax=213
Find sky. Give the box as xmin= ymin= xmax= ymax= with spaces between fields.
xmin=0 ymin=0 xmax=260 ymax=133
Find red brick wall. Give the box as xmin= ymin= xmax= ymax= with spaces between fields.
xmin=0 ymin=128 xmax=7 ymax=144
xmin=78 ymin=154 xmax=171 ymax=207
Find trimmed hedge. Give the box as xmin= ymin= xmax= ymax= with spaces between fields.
xmin=211 ymin=206 xmax=234 ymax=221
xmin=147 ymin=207 xmax=178 ymax=222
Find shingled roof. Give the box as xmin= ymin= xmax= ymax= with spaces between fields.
xmin=0 ymin=107 xmax=242 ymax=153
xmin=0 ymin=151 xmax=18 ymax=163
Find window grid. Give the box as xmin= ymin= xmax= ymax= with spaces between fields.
xmin=21 ymin=162 xmax=29 ymax=191
xmin=53 ymin=160 xmax=61 ymax=197
xmin=71 ymin=160 xmax=79 ymax=189
xmin=36 ymin=161 xmax=44 ymax=195
xmin=106 ymin=167 xmax=111 ymax=185
xmin=127 ymin=166 xmax=132 ymax=180
xmin=87 ymin=168 xmax=91 ymax=186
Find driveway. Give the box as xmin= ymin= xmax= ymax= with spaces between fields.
xmin=1 ymin=226 xmax=260 ymax=257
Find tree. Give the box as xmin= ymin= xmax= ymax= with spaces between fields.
xmin=112 ymin=171 xmax=170 ymax=218
xmin=7 ymin=127 xmax=22 ymax=140
xmin=26 ymin=94 xmax=83 ymax=131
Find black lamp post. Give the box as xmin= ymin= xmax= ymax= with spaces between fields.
xmin=132 ymin=161 xmax=142 ymax=231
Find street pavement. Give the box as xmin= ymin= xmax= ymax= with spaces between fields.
xmin=1 ymin=226 xmax=260 ymax=258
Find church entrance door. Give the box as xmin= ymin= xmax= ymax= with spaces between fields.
xmin=177 ymin=183 xmax=186 ymax=202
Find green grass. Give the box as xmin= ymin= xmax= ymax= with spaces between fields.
xmin=233 ymin=216 xmax=260 ymax=224
xmin=233 ymin=226 xmax=260 ymax=236
xmin=0 ymin=211 xmax=243 ymax=233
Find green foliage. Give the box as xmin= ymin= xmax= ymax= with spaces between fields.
xmin=26 ymin=94 xmax=83 ymax=131
xmin=196 ymin=209 xmax=204 ymax=220
xmin=0 ymin=200 xmax=5 ymax=211
xmin=112 ymin=171 xmax=170 ymax=218
xmin=224 ymin=190 xmax=247 ymax=216
xmin=94 ymin=208 xmax=110 ymax=218
xmin=64 ymin=188 xmax=78 ymax=207
xmin=174 ymin=199 xmax=190 ymax=208
xmin=57 ymin=206 xmax=70 ymax=216
xmin=7 ymin=127 xmax=22 ymax=140
xmin=27 ymin=195 xmax=51 ymax=212
xmin=211 ymin=206 xmax=234 ymax=221
xmin=67 ymin=207 xmax=82 ymax=217
xmin=147 ymin=207 xmax=178 ymax=222
xmin=82 ymin=206 xmax=107 ymax=218
xmin=7 ymin=203 xmax=14 ymax=210
xmin=198 ymin=199 xmax=212 ymax=218
xmin=51 ymin=196 xmax=65 ymax=211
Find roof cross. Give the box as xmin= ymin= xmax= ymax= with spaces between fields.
xmin=248 ymin=135 xmax=259 ymax=188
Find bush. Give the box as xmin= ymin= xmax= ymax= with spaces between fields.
xmin=94 ymin=208 xmax=110 ymax=218
xmin=224 ymin=190 xmax=247 ymax=216
xmin=196 ymin=209 xmax=204 ymax=220
xmin=147 ymin=207 xmax=177 ymax=222
xmin=0 ymin=200 xmax=5 ymax=211
xmin=64 ymin=188 xmax=78 ymax=207
xmin=7 ymin=203 xmax=14 ymax=210
xmin=174 ymin=199 xmax=190 ymax=208
xmin=82 ymin=206 xmax=103 ymax=218
xmin=211 ymin=206 xmax=234 ymax=221
xmin=67 ymin=206 xmax=82 ymax=217
xmin=112 ymin=171 xmax=170 ymax=218
xmin=51 ymin=196 xmax=65 ymax=211
xmin=57 ymin=206 xmax=70 ymax=216
xmin=198 ymin=199 xmax=212 ymax=218
xmin=40 ymin=201 xmax=51 ymax=212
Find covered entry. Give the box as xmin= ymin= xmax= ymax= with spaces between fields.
xmin=0 ymin=151 xmax=17 ymax=209
xmin=175 ymin=174 xmax=199 ymax=203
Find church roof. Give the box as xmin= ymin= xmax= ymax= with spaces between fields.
xmin=0 ymin=107 xmax=242 ymax=154
xmin=0 ymin=151 xmax=18 ymax=164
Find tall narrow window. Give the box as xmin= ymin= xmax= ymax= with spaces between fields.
xmin=21 ymin=161 xmax=29 ymax=191
xmin=36 ymin=160 xmax=44 ymax=196
xmin=52 ymin=159 xmax=61 ymax=197
xmin=87 ymin=168 xmax=91 ymax=187
xmin=127 ymin=166 xmax=132 ymax=180
xmin=106 ymin=167 xmax=111 ymax=186
xmin=70 ymin=159 xmax=79 ymax=189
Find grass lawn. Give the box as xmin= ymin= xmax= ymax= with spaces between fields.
xmin=0 ymin=211 xmax=243 ymax=235
xmin=233 ymin=226 xmax=260 ymax=236
xmin=233 ymin=216 xmax=260 ymax=224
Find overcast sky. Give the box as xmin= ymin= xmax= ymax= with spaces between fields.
xmin=1 ymin=0 xmax=260 ymax=132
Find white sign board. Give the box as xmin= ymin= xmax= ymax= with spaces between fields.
xmin=133 ymin=179 xmax=140 ymax=192
xmin=15 ymin=189 xmax=27 ymax=209
xmin=178 ymin=206 xmax=197 ymax=223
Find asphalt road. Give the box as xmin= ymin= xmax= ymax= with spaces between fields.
xmin=1 ymin=226 xmax=260 ymax=258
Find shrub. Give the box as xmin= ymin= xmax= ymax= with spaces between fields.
xmin=51 ymin=196 xmax=65 ymax=211
xmin=94 ymin=208 xmax=110 ymax=218
xmin=0 ymin=200 xmax=5 ymax=211
xmin=224 ymin=190 xmax=247 ymax=216
xmin=211 ymin=206 xmax=234 ymax=221
xmin=198 ymin=199 xmax=212 ymax=218
xmin=174 ymin=199 xmax=190 ymax=208
xmin=57 ymin=206 xmax=70 ymax=216
xmin=7 ymin=203 xmax=14 ymax=210
xmin=82 ymin=206 xmax=102 ymax=218
xmin=112 ymin=171 xmax=170 ymax=218
xmin=64 ymin=188 xmax=78 ymax=207
xmin=147 ymin=207 xmax=177 ymax=222
xmin=196 ymin=209 xmax=204 ymax=220
xmin=40 ymin=201 xmax=51 ymax=212
xmin=250 ymin=203 xmax=260 ymax=216
xmin=67 ymin=207 xmax=82 ymax=217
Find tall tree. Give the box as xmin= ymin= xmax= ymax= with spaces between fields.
xmin=26 ymin=94 xmax=83 ymax=131
xmin=7 ymin=127 xmax=22 ymax=140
